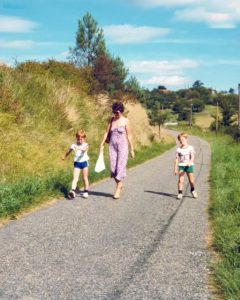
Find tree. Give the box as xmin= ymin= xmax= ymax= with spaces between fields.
xmin=125 ymin=76 xmax=141 ymax=94
xmin=92 ymin=53 xmax=128 ymax=92
xmin=69 ymin=13 xmax=106 ymax=67
xmin=158 ymin=85 xmax=167 ymax=91
xmin=149 ymin=105 xmax=170 ymax=138
xmin=92 ymin=54 xmax=115 ymax=91
xmin=192 ymin=80 xmax=204 ymax=89
xmin=111 ymin=56 xmax=128 ymax=90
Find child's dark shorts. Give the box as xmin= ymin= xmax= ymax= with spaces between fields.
xmin=179 ymin=165 xmax=194 ymax=173
xmin=74 ymin=161 xmax=89 ymax=169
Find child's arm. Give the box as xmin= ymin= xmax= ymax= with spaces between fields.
xmin=62 ymin=148 xmax=73 ymax=160
xmin=188 ymin=146 xmax=194 ymax=166
xmin=174 ymin=157 xmax=178 ymax=175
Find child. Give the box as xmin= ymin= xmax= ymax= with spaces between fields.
xmin=174 ymin=132 xmax=198 ymax=200
xmin=62 ymin=129 xmax=89 ymax=199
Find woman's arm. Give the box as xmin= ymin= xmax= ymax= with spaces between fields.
xmin=125 ymin=119 xmax=135 ymax=158
xmin=100 ymin=120 xmax=112 ymax=152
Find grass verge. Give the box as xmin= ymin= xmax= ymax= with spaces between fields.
xmin=0 ymin=141 xmax=174 ymax=220
xmin=168 ymin=125 xmax=240 ymax=300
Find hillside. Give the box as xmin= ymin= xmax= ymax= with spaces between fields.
xmin=0 ymin=61 xmax=174 ymax=218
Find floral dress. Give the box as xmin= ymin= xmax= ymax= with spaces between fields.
xmin=109 ymin=125 xmax=128 ymax=181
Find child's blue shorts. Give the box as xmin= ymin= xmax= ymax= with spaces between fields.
xmin=74 ymin=161 xmax=89 ymax=169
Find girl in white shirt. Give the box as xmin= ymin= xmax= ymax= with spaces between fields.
xmin=62 ymin=129 xmax=89 ymax=199
xmin=174 ymin=132 xmax=198 ymax=200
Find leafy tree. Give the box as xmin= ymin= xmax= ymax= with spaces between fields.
xmin=125 ymin=76 xmax=143 ymax=97
xmin=111 ymin=56 xmax=128 ymax=90
xmin=69 ymin=12 xmax=106 ymax=67
xmin=148 ymin=105 xmax=170 ymax=138
xmin=158 ymin=85 xmax=167 ymax=91
xmin=192 ymin=98 xmax=205 ymax=112
xmin=229 ymin=88 xmax=235 ymax=94
xmin=220 ymin=98 xmax=236 ymax=126
xmin=92 ymin=53 xmax=128 ymax=92
xmin=192 ymin=80 xmax=204 ymax=89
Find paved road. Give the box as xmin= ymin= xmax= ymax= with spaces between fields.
xmin=0 ymin=134 xmax=211 ymax=300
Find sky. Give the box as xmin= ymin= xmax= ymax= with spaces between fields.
xmin=1 ymin=0 xmax=240 ymax=91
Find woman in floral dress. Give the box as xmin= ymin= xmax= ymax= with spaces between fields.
xmin=100 ymin=102 xmax=135 ymax=199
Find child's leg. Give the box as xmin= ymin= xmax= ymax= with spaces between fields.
xmin=178 ymin=171 xmax=185 ymax=193
xmin=187 ymin=172 xmax=195 ymax=191
xmin=82 ymin=167 xmax=89 ymax=191
xmin=72 ymin=167 xmax=81 ymax=190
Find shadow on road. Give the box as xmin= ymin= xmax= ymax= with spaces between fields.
xmin=144 ymin=190 xmax=177 ymax=198
xmin=89 ymin=191 xmax=113 ymax=198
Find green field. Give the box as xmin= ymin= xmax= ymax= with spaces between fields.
xmin=194 ymin=105 xmax=218 ymax=129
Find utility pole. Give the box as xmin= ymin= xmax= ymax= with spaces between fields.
xmin=189 ymin=101 xmax=193 ymax=129
xmin=238 ymin=84 xmax=240 ymax=136
xmin=216 ymin=101 xmax=219 ymax=133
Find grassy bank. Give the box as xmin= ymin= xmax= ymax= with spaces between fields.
xmin=168 ymin=125 xmax=240 ymax=300
xmin=0 ymin=141 xmax=174 ymax=220
xmin=209 ymin=135 xmax=240 ymax=300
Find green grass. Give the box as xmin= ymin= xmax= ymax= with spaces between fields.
xmin=209 ymin=136 xmax=240 ymax=300
xmin=0 ymin=141 xmax=174 ymax=219
xmin=194 ymin=105 xmax=217 ymax=129
xmin=169 ymin=124 xmax=240 ymax=300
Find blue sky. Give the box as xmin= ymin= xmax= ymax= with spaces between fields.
xmin=1 ymin=0 xmax=240 ymax=91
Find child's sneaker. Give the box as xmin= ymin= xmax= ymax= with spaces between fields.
xmin=176 ymin=193 xmax=183 ymax=200
xmin=192 ymin=191 xmax=198 ymax=198
xmin=82 ymin=192 xmax=89 ymax=199
xmin=68 ymin=190 xmax=76 ymax=199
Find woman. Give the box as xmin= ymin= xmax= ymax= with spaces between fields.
xmin=100 ymin=102 xmax=135 ymax=199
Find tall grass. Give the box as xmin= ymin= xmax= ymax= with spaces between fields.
xmin=0 ymin=62 xmax=174 ymax=219
xmin=0 ymin=142 xmax=174 ymax=219
xmin=168 ymin=124 xmax=240 ymax=300
xmin=209 ymin=136 xmax=240 ymax=300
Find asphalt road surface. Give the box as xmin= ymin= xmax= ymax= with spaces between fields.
xmin=0 ymin=134 xmax=212 ymax=300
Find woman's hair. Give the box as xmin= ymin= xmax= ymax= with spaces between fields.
xmin=112 ymin=102 xmax=124 ymax=113
xmin=177 ymin=132 xmax=188 ymax=140
xmin=76 ymin=129 xmax=86 ymax=138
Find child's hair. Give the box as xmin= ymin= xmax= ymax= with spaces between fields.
xmin=76 ymin=129 xmax=86 ymax=138
xmin=177 ymin=132 xmax=188 ymax=141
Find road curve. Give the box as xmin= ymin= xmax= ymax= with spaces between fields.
xmin=0 ymin=133 xmax=211 ymax=299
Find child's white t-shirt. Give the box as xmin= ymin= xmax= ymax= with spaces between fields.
xmin=70 ymin=142 xmax=89 ymax=162
xmin=176 ymin=145 xmax=194 ymax=166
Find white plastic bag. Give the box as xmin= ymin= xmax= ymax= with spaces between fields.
xmin=94 ymin=152 xmax=105 ymax=173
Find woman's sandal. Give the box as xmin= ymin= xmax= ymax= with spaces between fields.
xmin=113 ymin=187 xmax=122 ymax=199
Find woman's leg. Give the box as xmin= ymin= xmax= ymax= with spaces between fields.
xmin=113 ymin=178 xmax=123 ymax=199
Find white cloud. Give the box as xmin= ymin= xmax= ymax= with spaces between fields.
xmin=0 ymin=15 xmax=38 ymax=33
xmin=128 ymin=59 xmax=198 ymax=74
xmin=127 ymin=59 xmax=198 ymax=88
xmin=134 ymin=0 xmax=240 ymax=28
xmin=175 ymin=8 xmax=235 ymax=28
xmin=0 ymin=39 xmax=35 ymax=49
xmin=140 ymin=75 xmax=189 ymax=86
xmin=134 ymin=0 xmax=197 ymax=7
xmin=103 ymin=25 xmax=170 ymax=44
